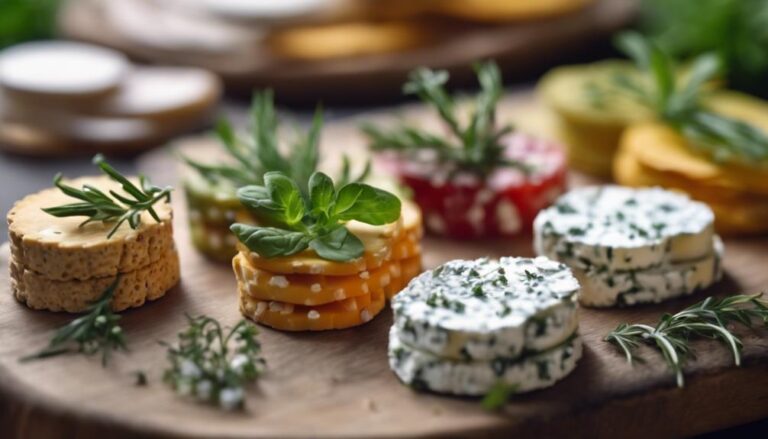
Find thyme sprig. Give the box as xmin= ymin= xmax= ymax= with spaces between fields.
xmin=363 ymin=61 xmax=525 ymax=176
xmin=183 ymin=90 xmax=369 ymax=194
xmin=21 ymin=277 xmax=127 ymax=366
xmin=612 ymin=32 xmax=768 ymax=163
xmin=605 ymin=293 xmax=768 ymax=388
xmin=43 ymin=154 xmax=172 ymax=238
xmin=162 ymin=315 xmax=265 ymax=411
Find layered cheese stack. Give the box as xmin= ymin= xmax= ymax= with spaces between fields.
xmin=7 ymin=176 xmax=180 ymax=313
xmin=534 ymin=186 xmax=723 ymax=307
xmin=184 ymin=173 xmax=248 ymax=262
xmin=615 ymin=92 xmax=768 ymax=235
xmin=388 ymin=257 xmax=581 ymax=396
xmin=235 ymin=202 xmax=423 ymax=331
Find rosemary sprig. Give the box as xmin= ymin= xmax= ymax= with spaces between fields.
xmin=612 ymin=32 xmax=768 ymax=163
xmin=21 ymin=277 xmax=127 ymax=366
xmin=162 ymin=315 xmax=266 ymax=411
xmin=605 ymin=293 xmax=768 ymax=387
xmin=363 ymin=61 xmax=525 ymax=176
xmin=43 ymin=154 xmax=172 ymax=238
xmin=183 ymin=90 xmax=369 ymax=194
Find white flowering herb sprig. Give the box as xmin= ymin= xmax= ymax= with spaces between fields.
xmin=21 ymin=276 xmax=127 ymax=366
xmin=162 ymin=315 xmax=265 ymax=411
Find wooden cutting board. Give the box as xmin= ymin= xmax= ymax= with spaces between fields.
xmin=2 ymin=99 xmax=768 ymax=439
xmin=57 ymin=0 xmax=637 ymax=103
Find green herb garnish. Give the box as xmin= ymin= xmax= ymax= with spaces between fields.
xmin=21 ymin=277 xmax=127 ymax=366
xmin=162 ymin=315 xmax=265 ymax=411
xmin=363 ymin=61 xmax=525 ymax=176
xmin=43 ymin=154 xmax=172 ymax=238
xmin=612 ymin=32 xmax=768 ymax=163
xmin=231 ymin=171 xmax=401 ymax=262
xmin=605 ymin=293 xmax=768 ymax=388
xmin=482 ymin=382 xmax=518 ymax=411
xmin=183 ymin=90 xmax=369 ymax=193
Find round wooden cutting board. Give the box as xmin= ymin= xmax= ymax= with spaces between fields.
xmin=2 ymin=100 xmax=768 ymax=438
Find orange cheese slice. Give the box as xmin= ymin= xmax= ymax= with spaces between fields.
xmin=234 ymin=252 xmax=394 ymax=306
xmin=238 ymin=284 xmax=386 ymax=331
xmin=384 ymin=255 xmax=423 ymax=300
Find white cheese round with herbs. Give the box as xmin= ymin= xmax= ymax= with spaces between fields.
xmin=391 ymin=257 xmax=579 ymax=361
xmin=388 ymin=327 xmax=582 ymax=396
xmin=534 ymin=186 xmax=715 ymax=271
xmin=574 ymin=236 xmax=724 ymax=307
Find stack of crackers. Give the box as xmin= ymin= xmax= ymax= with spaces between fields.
xmin=7 ymin=176 xmax=180 ymax=312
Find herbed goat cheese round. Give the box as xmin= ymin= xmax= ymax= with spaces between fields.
xmin=388 ymin=326 xmax=582 ymax=396
xmin=391 ymin=257 xmax=579 ymax=361
xmin=534 ymin=186 xmax=715 ymax=271
xmin=574 ymin=236 xmax=724 ymax=307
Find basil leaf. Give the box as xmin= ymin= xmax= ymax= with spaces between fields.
xmin=264 ymin=172 xmax=305 ymax=226
xmin=236 ymin=185 xmax=287 ymax=226
xmin=308 ymin=172 xmax=335 ymax=218
xmin=333 ymin=183 xmax=401 ymax=225
xmin=230 ymin=224 xmax=310 ymax=258
xmin=309 ymin=226 xmax=364 ymax=262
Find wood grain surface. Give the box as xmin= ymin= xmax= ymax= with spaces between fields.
xmin=2 ymin=95 xmax=768 ymax=439
xmin=57 ymin=0 xmax=636 ymax=102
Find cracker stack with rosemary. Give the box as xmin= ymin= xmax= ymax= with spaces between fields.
xmin=8 ymin=154 xmax=180 ymax=313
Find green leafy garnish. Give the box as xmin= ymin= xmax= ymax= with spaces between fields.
xmin=21 ymin=277 xmax=127 ymax=366
xmin=611 ymin=32 xmax=768 ymax=163
xmin=183 ymin=90 xmax=369 ymax=193
xmin=162 ymin=315 xmax=265 ymax=411
xmin=605 ymin=293 xmax=768 ymax=388
xmin=231 ymin=171 xmax=401 ymax=262
xmin=640 ymin=0 xmax=768 ymax=98
xmin=43 ymin=154 xmax=172 ymax=238
xmin=363 ymin=61 xmax=525 ymax=176
xmin=481 ymin=382 xmax=518 ymax=411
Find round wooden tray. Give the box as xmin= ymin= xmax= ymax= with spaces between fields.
xmin=58 ymin=0 xmax=637 ymax=103
xmin=2 ymin=100 xmax=768 ymax=438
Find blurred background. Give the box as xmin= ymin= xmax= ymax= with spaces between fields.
xmin=1 ymin=0 xmax=768 ymax=434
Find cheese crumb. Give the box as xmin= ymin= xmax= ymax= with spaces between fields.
xmin=307 ymin=310 xmax=320 ymax=320
xmin=268 ymin=301 xmax=282 ymax=312
xmin=334 ymin=289 xmax=345 ymax=300
xmin=254 ymin=302 xmax=267 ymax=317
xmin=359 ymin=271 xmax=370 ymax=279
xmin=360 ymin=309 xmax=372 ymax=322
xmin=268 ymin=275 xmax=289 ymax=288
xmin=310 ymin=283 xmax=322 ymax=293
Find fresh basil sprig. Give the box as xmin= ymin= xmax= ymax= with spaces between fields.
xmin=43 ymin=154 xmax=172 ymax=238
xmin=612 ymin=32 xmax=768 ymax=163
xmin=363 ymin=61 xmax=527 ymax=176
xmin=183 ymin=90 xmax=369 ymax=193
xmin=231 ymin=171 xmax=401 ymax=262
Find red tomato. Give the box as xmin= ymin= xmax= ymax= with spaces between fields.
xmin=381 ymin=133 xmax=566 ymax=239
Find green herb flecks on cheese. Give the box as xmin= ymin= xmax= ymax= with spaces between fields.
xmin=391 ymin=257 xmax=579 ymax=361
xmin=534 ymin=186 xmax=714 ymax=271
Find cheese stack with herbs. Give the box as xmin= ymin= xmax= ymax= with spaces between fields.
xmin=534 ymin=186 xmax=723 ymax=307
xmin=7 ymin=156 xmax=179 ymax=313
xmin=182 ymin=91 xmax=374 ymax=261
xmin=388 ymin=257 xmax=581 ymax=396
xmin=232 ymin=170 xmax=423 ymax=331
xmin=365 ymin=62 xmax=566 ymax=239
